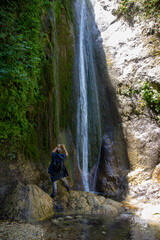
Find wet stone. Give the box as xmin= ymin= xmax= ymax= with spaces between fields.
xmin=64 ymin=221 xmax=69 ymax=225
xmin=75 ymin=215 xmax=83 ymax=218
xmin=65 ymin=216 xmax=73 ymax=220
xmin=63 ymin=228 xmax=69 ymax=231
xmin=51 ymin=219 xmax=59 ymax=225
xmin=57 ymin=217 xmax=64 ymax=221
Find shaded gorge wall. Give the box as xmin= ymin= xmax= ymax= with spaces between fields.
xmin=0 ymin=0 xmax=76 ymax=210
xmin=32 ymin=0 xmax=77 ymax=184
xmin=37 ymin=1 xmax=75 ymax=164
xmin=90 ymin=0 xmax=130 ymax=199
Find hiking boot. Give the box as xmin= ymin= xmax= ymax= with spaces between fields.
xmin=67 ymin=186 xmax=71 ymax=192
xmin=51 ymin=193 xmax=56 ymax=198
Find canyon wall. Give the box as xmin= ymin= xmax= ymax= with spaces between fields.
xmin=91 ymin=0 xmax=160 ymax=203
xmin=0 ymin=0 xmax=76 ymax=216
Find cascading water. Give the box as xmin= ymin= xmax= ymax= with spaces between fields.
xmin=75 ymin=0 xmax=101 ymax=192
xmin=77 ymin=0 xmax=89 ymax=192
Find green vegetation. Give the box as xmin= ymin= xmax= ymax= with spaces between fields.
xmin=120 ymin=87 xmax=139 ymax=97
xmin=57 ymin=18 xmax=74 ymax=129
xmin=142 ymin=82 xmax=160 ymax=114
xmin=118 ymin=0 xmax=160 ymax=23
xmin=54 ymin=0 xmax=73 ymax=22
xmin=0 ymin=0 xmax=74 ymax=161
xmin=119 ymin=82 xmax=160 ymax=123
xmin=0 ymin=0 xmax=47 ymax=156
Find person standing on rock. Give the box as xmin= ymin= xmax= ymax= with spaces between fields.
xmin=48 ymin=144 xmax=71 ymax=198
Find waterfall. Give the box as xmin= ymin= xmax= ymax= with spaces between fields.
xmin=75 ymin=0 xmax=101 ymax=192
xmin=77 ymin=0 xmax=89 ymax=192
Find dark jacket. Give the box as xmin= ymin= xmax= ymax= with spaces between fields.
xmin=48 ymin=152 xmax=69 ymax=182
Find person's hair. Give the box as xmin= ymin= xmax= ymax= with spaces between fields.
xmin=56 ymin=147 xmax=62 ymax=154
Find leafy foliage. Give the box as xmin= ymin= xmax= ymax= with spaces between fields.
xmin=0 ymin=0 xmax=74 ymax=161
xmin=54 ymin=0 xmax=73 ymax=22
xmin=121 ymin=87 xmax=139 ymax=96
xmin=142 ymin=0 xmax=160 ymax=18
xmin=118 ymin=0 xmax=160 ymax=22
xmin=0 ymin=0 xmax=50 ymax=155
xmin=142 ymin=82 xmax=160 ymax=114
xmin=119 ymin=83 xmax=160 ymax=115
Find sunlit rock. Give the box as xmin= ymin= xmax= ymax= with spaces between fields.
xmin=54 ymin=190 xmax=125 ymax=217
xmin=127 ymin=168 xmax=151 ymax=186
xmin=152 ymin=164 xmax=160 ymax=183
xmin=141 ymin=204 xmax=160 ymax=225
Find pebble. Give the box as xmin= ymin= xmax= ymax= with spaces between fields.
xmin=51 ymin=219 xmax=59 ymax=224
xmin=64 ymin=228 xmax=69 ymax=231
xmin=76 ymin=215 xmax=83 ymax=218
xmin=102 ymin=231 xmax=106 ymax=235
xmin=64 ymin=221 xmax=69 ymax=225
xmin=65 ymin=216 xmax=73 ymax=220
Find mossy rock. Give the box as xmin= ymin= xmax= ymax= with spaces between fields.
xmin=4 ymin=183 xmax=54 ymax=221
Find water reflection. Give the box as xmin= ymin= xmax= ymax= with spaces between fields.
xmin=42 ymin=214 xmax=160 ymax=240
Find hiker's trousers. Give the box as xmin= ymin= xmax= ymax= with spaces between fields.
xmin=52 ymin=177 xmax=71 ymax=196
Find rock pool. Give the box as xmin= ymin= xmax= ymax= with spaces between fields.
xmin=1 ymin=214 xmax=159 ymax=240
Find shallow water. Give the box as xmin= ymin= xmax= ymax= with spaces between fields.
xmin=41 ymin=214 xmax=160 ymax=240
xmin=0 ymin=214 xmax=160 ymax=240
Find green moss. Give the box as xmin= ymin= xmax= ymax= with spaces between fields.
xmin=53 ymin=0 xmax=74 ymax=130
xmin=54 ymin=0 xmax=74 ymax=23
xmin=58 ymin=23 xmax=74 ymax=129
xmin=43 ymin=60 xmax=54 ymax=93
xmin=23 ymin=131 xmax=39 ymax=162
xmin=32 ymin=0 xmax=74 ymax=163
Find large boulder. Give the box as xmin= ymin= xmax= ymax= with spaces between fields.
xmin=54 ymin=190 xmax=125 ymax=217
xmin=96 ymin=134 xmax=129 ymax=200
xmin=4 ymin=183 xmax=54 ymax=221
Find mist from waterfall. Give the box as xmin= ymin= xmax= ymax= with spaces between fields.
xmin=75 ymin=0 xmax=101 ymax=192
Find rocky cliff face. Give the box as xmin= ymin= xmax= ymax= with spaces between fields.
xmin=0 ymin=0 xmax=75 ymax=218
xmin=91 ymin=0 xmax=160 ymax=211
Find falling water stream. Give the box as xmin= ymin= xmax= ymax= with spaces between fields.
xmin=77 ymin=0 xmax=89 ymax=192
xmin=76 ymin=0 xmax=101 ymax=192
